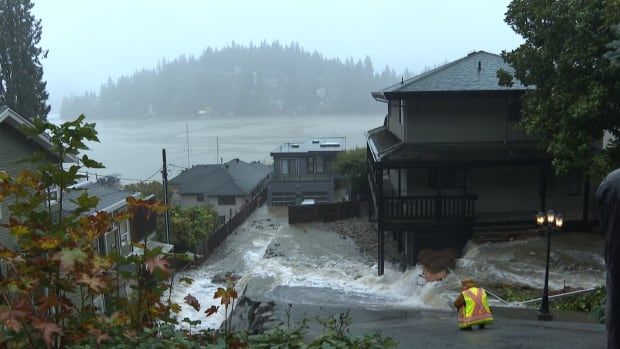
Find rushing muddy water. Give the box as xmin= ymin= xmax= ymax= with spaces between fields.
xmin=169 ymin=205 xmax=605 ymax=331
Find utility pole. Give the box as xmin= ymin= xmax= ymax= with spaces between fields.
xmin=162 ymin=149 xmax=171 ymax=244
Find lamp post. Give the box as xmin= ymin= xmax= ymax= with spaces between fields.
xmin=535 ymin=210 xmax=563 ymax=321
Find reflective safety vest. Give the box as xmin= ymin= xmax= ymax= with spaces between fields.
xmin=457 ymin=287 xmax=494 ymax=328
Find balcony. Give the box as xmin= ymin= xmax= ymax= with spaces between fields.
xmin=271 ymin=172 xmax=333 ymax=182
xmin=381 ymin=194 xmax=477 ymax=226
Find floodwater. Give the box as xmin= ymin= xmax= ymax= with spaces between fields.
xmin=169 ymin=205 xmax=605 ymax=331
xmin=47 ymin=113 xmax=605 ymax=330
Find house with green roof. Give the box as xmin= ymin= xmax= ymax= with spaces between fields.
xmin=367 ymin=51 xmax=598 ymax=275
xmin=168 ymin=158 xmax=272 ymax=223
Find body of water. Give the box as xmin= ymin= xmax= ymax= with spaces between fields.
xmin=48 ymin=113 xmax=605 ymax=331
xmin=51 ymin=113 xmax=383 ymax=183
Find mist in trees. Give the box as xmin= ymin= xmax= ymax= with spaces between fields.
xmin=60 ymin=41 xmax=399 ymax=119
xmin=0 ymin=0 xmax=50 ymax=120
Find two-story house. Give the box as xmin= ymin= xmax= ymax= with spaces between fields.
xmin=169 ymin=158 xmax=272 ymax=223
xmin=367 ymin=51 xmax=598 ymax=275
xmin=268 ymin=137 xmax=346 ymax=206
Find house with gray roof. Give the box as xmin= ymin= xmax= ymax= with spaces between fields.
xmin=268 ymin=137 xmax=346 ymax=206
xmin=0 ymin=106 xmax=76 ymax=249
xmin=367 ymin=51 xmax=598 ymax=275
xmin=168 ymin=158 xmax=272 ymax=223
xmin=63 ymin=178 xmax=141 ymax=257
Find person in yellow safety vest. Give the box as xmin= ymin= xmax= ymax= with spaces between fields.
xmin=453 ymin=278 xmax=494 ymax=330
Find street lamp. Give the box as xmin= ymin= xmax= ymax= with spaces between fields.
xmin=535 ymin=210 xmax=563 ymax=321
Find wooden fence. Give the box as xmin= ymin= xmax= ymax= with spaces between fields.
xmin=288 ymin=201 xmax=360 ymax=224
xmin=193 ymin=187 xmax=267 ymax=265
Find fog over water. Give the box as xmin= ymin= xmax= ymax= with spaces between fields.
xmin=50 ymin=113 xmax=382 ymax=184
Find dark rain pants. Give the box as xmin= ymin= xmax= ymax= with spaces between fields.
xmin=596 ymin=169 xmax=620 ymax=349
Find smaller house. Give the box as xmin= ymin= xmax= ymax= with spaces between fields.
xmin=62 ymin=177 xmax=141 ymax=257
xmin=268 ymin=137 xmax=346 ymax=206
xmin=168 ymin=159 xmax=272 ymax=223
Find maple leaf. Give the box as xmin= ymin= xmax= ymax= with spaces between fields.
xmin=184 ymin=294 xmax=200 ymax=312
xmin=88 ymin=328 xmax=112 ymax=345
xmin=32 ymin=318 xmax=64 ymax=346
xmin=52 ymin=248 xmax=88 ymax=274
xmin=76 ymin=273 xmax=107 ymax=292
xmin=213 ymin=287 xmax=237 ymax=306
xmin=170 ymin=302 xmax=182 ymax=314
xmin=90 ymin=254 xmax=112 ymax=272
xmin=10 ymin=225 xmax=30 ymax=237
xmin=204 ymin=305 xmax=219 ymax=317
xmin=38 ymin=236 xmax=61 ymax=250
xmin=144 ymin=256 xmax=170 ymax=277
xmin=0 ymin=297 xmax=31 ymax=332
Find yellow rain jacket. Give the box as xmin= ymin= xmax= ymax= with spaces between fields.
xmin=457 ymin=286 xmax=494 ymax=328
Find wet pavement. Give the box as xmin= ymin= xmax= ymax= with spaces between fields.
xmin=234 ymin=276 xmax=606 ymax=349
xmin=281 ymin=303 xmax=606 ymax=349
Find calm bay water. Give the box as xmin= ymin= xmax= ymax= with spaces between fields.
xmin=63 ymin=113 xmax=382 ymax=183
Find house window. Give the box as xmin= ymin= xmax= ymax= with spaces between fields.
xmin=400 ymin=100 xmax=405 ymax=125
xmin=316 ymin=156 xmax=324 ymax=173
xmin=307 ymin=156 xmax=314 ymax=173
xmin=218 ymin=196 xmax=235 ymax=205
xmin=218 ymin=215 xmax=226 ymax=225
xmin=197 ymin=193 xmax=204 ymax=202
xmin=281 ymin=158 xmax=297 ymax=176
xmin=281 ymin=159 xmax=289 ymax=175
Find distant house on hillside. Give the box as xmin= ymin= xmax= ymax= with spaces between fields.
xmin=168 ymin=159 xmax=272 ymax=223
xmin=268 ymin=137 xmax=346 ymax=206
xmin=0 ymin=106 xmax=76 ymax=249
xmin=367 ymin=51 xmax=599 ymax=275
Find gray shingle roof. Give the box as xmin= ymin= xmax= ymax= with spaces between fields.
xmin=374 ymin=51 xmax=525 ymax=98
xmin=169 ymin=159 xmax=272 ymax=196
xmin=62 ymin=181 xmax=138 ymax=214
xmin=368 ymin=126 xmax=549 ymax=166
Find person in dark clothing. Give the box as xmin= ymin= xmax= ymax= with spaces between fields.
xmin=596 ymin=168 xmax=620 ymax=349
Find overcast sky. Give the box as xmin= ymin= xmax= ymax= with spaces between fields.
xmin=32 ymin=0 xmax=523 ymax=114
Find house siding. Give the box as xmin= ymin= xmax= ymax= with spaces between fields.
xmin=0 ymin=125 xmax=53 ymax=249
xmin=269 ymin=138 xmax=344 ymax=206
xmin=405 ymin=94 xmax=535 ymax=143
xmin=177 ymin=194 xmax=245 ymax=223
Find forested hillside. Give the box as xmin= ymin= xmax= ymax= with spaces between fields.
xmin=60 ymin=41 xmax=403 ymax=119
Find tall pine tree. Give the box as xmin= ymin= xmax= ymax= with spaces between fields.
xmin=0 ymin=0 xmax=49 ymax=120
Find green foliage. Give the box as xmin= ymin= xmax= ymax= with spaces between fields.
xmin=0 ymin=116 xmax=180 ymax=348
xmin=168 ymin=205 xmax=218 ymax=253
xmin=492 ymin=283 xmax=607 ymax=323
xmin=333 ymin=147 xmax=367 ymax=199
xmin=552 ymin=286 xmax=606 ymax=323
xmin=499 ymin=0 xmax=620 ymax=175
xmin=0 ymin=0 xmax=50 ymax=120
xmin=0 ymin=116 xmax=396 ymax=348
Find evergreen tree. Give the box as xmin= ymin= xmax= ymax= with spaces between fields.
xmin=0 ymin=0 xmax=49 ymax=120
xmin=498 ymin=0 xmax=620 ymax=174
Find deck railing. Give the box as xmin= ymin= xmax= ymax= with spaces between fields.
xmin=383 ymin=194 xmax=477 ymax=222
